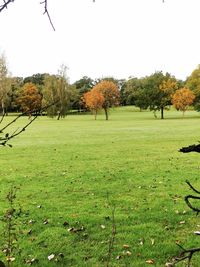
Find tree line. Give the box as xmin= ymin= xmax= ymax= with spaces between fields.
xmin=1 ymin=54 xmax=200 ymax=120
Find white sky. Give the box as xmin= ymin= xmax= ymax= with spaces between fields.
xmin=0 ymin=0 xmax=200 ymax=83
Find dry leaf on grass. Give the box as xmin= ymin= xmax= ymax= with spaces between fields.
xmin=145 ymin=259 xmax=155 ymax=264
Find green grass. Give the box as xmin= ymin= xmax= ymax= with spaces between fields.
xmin=0 ymin=107 xmax=200 ymax=266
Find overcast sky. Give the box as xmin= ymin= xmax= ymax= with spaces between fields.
xmin=0 ymin=0 xmax=200 ymax=83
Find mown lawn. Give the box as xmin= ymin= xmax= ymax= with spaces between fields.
xmin=0 ymin=107 xmax=200 ymax=266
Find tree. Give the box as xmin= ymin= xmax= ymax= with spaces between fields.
xmin=82 ymin=88 xmax=104 ymax=120
xmin=73 ymin=76 xmax=95 ymax=111
xmin=122 ymin=77 xmax=147 ymax=109
xmin=141 ymin=71 xmax=177 ymax=119
xmin=172 ymin=87 xmax=195 ymax=115
xmin=186 ymin=65 xmax=200 ymax=111
xmin=17 ymin=82 xmax=42 ymax=117
xmin=159 ymin=78 xmax=178 ymax=119
xmin=0 ymin=54 xmax=11 ymax=117
xmin=23 ymin=73 xmax=46 ymax=87
xmin=7 ymin=76 xmax=24 ymax=112
xmin=42 ymin=66 xmax=77 ymax=119
xmin=92 ymin=80 xmax=120 ymax=120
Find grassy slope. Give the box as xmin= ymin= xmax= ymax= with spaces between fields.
xmin=0 ymin=107 xmax=200 ymax=266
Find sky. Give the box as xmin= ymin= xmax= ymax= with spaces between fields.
xmin=0 ymin=0 xmax=200 ymax=83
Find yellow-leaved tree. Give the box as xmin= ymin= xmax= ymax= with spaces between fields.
xmin=92 ymin=80 xmax=120 ymax=120
xmin=82 ymin=88 xmax=104 ymax=120
xmin=172 ymin=87 xmax=195 ymax=116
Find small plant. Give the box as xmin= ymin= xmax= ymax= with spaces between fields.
xmin=1 ymin=186 xmax=20 ymax=267
xmin=106 ymin=205 xmax=116 ymax=267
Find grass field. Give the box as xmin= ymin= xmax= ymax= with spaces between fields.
xmin=0 ymin=107 xmax=200 ymax=266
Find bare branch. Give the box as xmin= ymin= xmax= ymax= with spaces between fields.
xmin=167 ymin=181 xmax=200 ymax=266
xmin=169 ymin=244 xmax=200 ymax=266
xmin=0 ymin=101 xmax=57 ymax=146
xmin=0 ymin=0 xmax=14 ymax=12
xmin=179 ymin=143 xmax=200 ymax=153
xmin=0 ymin=111 xmax=5 ymax=124
xmin=40 ymin=0 xmax=55 ymax=31
xmin=184 ymin=181 xmax=200 ymax=214
xmin=186 ymin=180 xmax=200 ymax=195
xmin=0 ymin=0 xmax=55 ymax=31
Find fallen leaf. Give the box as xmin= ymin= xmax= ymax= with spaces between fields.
xmin=68 ymin=227 xmax=75 ymax=232
xmin=43 ymin=219 xmax=49 ymax=225
xmin=139 ymin=238 xmax=144 ymax=245
xmin=25 ymin=258 xmax=38 ymax=265
xmin=150 ymin=238 xmax=155 ymax=245
xmin=145 ymin=259 xmax=155 ymax=264
xmin=6 ymin=257 xmax=15 ymax=262
xmin=48 ymin=254 xmax=55 ymax=261
xmin=123 ymin=244 xmax=130 ymax=249
xmin=123 ymin=250 xmax=132 ymax=256
xmin=126 ymin=251 xmax=132 ymax=256
xmin=194 ymin=231 xmax=200 ymax=235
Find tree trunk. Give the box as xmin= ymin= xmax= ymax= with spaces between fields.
xmin=104 ymin=108 xmax=108 ymax=120
xmin=161 ymin=106 xmax=164 ymax=119
xmin=1 ymin=99 xmax=5 ymax=116
xmin=94 ymin=110 xmax=97 ymax=120
xmin=57 ymin=111 xmax=61 ymax=120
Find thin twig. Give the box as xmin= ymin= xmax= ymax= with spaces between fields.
xmin=0 ymin=101 xmax=57 ymax=146
xmin=186 ymin=180 xmax=200 ymax=194
xmin=106 ymin=205 xmax=116 ymax=267
xmin=172 ymin=244 xmax=200 ymax=266
xmin=0 ymin=111 xmax=6 ymax=124
xmin=184 ymin=180 xmax=200 ymax=214
xmin=40 ymin=0 xmax=55 ymax=31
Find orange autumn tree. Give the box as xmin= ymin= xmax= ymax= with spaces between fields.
xmin=17 ymin=82 xmax=42 ymax=117
xmin=172 ymin=87 xmax=195 ymax=115
xmin=93 ymin=80 xmax=120 ymax=120
xmin=82 ymin=88 xmax=104 ymax=120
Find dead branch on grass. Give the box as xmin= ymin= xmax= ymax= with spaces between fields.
xmin=167 ymin=181 xmax=200 ymax=266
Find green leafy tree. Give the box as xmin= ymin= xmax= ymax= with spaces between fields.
xmin=0 ymin=54 xmax=11 ymax=117
xmin=43 ymin=66 xmax=78 ymax=119
xmin=23 ymin=73 xmax=46 ymax=86
xmin=73 ymin=76 xmax=95 ymax=111
xmin=7 ymin=77 xmax=24 ymax=112
xmin=122 ymin=77 xmax=147 ymax=109
xmin=142 ymin=71 xmax=177 ymax=119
